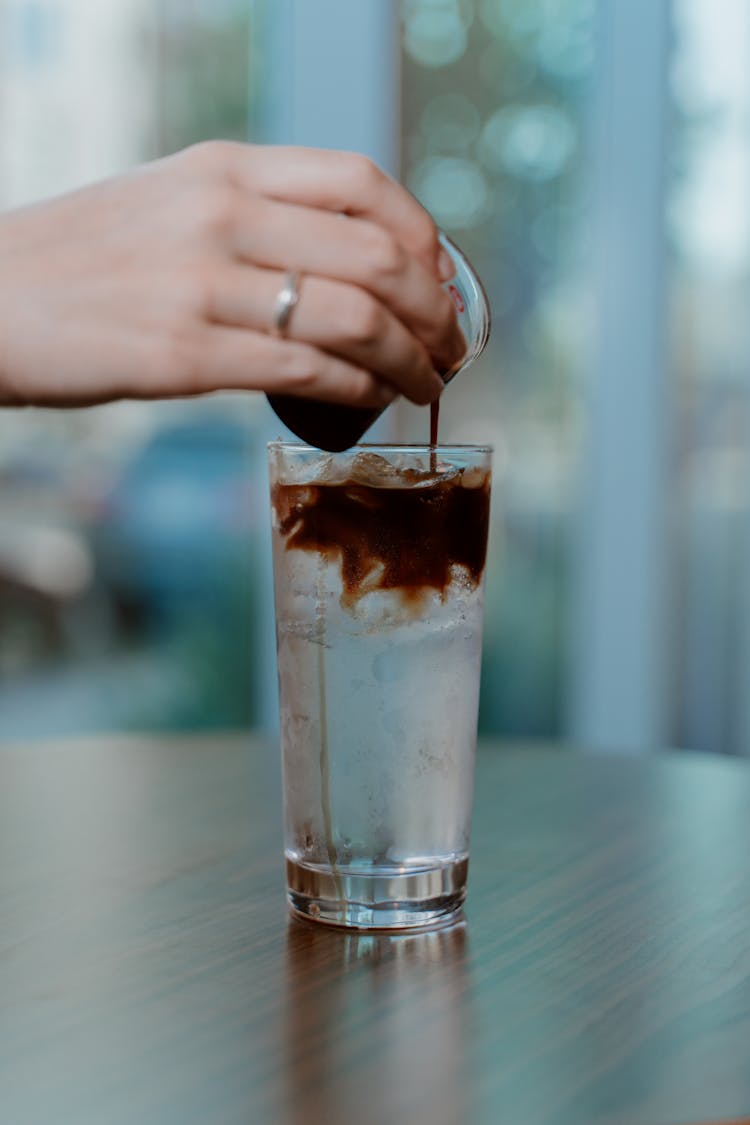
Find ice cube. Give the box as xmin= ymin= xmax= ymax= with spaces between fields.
xmin=302 ymin=454 xmax=349 ymax=486
xmin=349 ymin=451 xmax=462 ymax=489
xmin=409 ymin=460 xmax=460 ymax=488
xmin=349 ymin=452 xmax=404 ymax=487
xmin=458 ymin=466 xmax=489 ymax=489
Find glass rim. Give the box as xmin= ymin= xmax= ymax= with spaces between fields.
xmin=268 ymin=441 xmax=493 ymax=455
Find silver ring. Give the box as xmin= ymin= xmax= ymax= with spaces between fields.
xmin=271 ymin=270 xmax=301 ymax=337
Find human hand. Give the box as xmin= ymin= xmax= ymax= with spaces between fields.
xmin=0 ymin=142 xmax=465 ymax=410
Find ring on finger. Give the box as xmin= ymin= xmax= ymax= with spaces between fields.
xmin=271 ymin=270 xmax=301 ymax=337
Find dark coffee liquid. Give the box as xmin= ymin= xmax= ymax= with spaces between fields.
xmin=268 ymin=375 xmax=449 ymax=452
xmin=272 ymin=462 xmax=490 ymax=608
xmin=267 ymin=394 xmax=380 ymax=453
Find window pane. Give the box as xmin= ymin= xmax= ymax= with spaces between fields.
xmin=401 ymin=0 xmax=594 ymax=736
xmin=669 ymin=0 xmax=750 ymax=754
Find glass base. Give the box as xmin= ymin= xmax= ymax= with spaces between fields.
xmin=285 ymin=855 xmax=468 ymax=931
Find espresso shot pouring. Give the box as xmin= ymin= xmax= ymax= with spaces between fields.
xmin=267 ymin=232 xmax=490 ymax=451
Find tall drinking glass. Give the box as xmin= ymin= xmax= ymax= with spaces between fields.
xmin=269 ymin=442 xmax=492 ymax=930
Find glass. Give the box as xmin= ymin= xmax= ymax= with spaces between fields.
xmin=268 ymin=441 xmax=492 ymax=929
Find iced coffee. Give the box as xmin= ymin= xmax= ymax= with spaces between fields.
xmin=269 ymin=442 xmax=491 ymax=930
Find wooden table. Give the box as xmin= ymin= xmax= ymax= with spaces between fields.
xmin=2 ymin=735 xmax=750 ymax=1125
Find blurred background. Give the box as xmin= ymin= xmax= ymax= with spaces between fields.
xmin=1 ymin=0 xmax=748 ymax=755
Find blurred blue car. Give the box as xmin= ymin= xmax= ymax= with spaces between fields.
xmin=89 ymin=416 xmax=261 ymax=619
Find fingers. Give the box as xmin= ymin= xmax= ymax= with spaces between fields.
xmin=207 ymin=265 xmax=445 ymax=406
xmin=164 ymin=325 xmax=399 ymax=408
xmin=221 ymin=143 xmax=449 ymax=281
xmin=230 ymin=198 xmax=466 ymax=373
xmin=158 ymin=143 xmax=458 ymax=408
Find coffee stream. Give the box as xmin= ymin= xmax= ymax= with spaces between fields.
xmin=430 ymin=399 xmax=439 ymax=472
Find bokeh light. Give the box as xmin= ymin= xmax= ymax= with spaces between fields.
xmin=409 ymin=155 xmax=490 ymax=228
xmin=403 ymin=0 xmax=470 ymax=68
xmin=478 ymin=103 xmax=576 ymax=180
xmin=478 ymin=0 xmax=594 ymax=46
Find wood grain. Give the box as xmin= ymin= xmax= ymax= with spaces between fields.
xmin=2 ymin=736 xmax=750 ymax=1125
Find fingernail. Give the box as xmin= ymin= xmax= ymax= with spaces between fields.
xmin=438 ymin=247 xmax=455 ymax=282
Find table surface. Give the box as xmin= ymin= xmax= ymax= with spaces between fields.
xmin=2 ymin=734 xmax=750 ymax=1125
